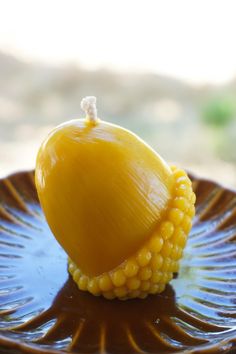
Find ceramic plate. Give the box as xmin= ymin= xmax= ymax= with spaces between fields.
xmin=0 ymin=171 xmax=236 ymax=354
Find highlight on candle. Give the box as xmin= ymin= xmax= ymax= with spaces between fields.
xmin=35 ymin=97 xmax=196 ymax=300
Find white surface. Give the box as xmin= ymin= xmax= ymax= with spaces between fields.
xmin=1 ymin=0 xmax=236 ymax=84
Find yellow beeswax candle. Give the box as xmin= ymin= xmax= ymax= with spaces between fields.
xmin=35 ymin=97 xmax=195 ymax=300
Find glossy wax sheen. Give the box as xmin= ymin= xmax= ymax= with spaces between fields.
xmin=35 ymin=119 xmax=174 ymax=276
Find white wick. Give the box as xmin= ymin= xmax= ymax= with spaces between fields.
xmin=81 ymin=96 xmax=98 ymax=123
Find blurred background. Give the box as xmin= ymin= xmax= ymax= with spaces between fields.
xmin=0 ymin=0 xmax=236 ymax=187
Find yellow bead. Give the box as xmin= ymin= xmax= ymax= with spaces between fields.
xmin=172 ymin=197 xmax=190 ymax=212
xmin=140 ymin=280 xmax=151 ymax=291
xmin=175 ymin=184 xmax=192 ymax=198
xmin=161 ymin=241 xmax=173 ymax=257
xmin=171 ymin=244 xmax=181 ymax=260
xmin=103 ymin=291 xmax=116 ymax=300
xmin=178 ymin=232 xmax=188 ymax=248
xmin=99 ymin=274 xmax=113 ymax=292
xmin=127 ymin=277 xmax=141 ymax=290
xmin=129 ymin=290 xmax=141 ymax=298
xmin=73 ymin=269 xmax=81 ymax=282
xmin=171 ymin=261 xmax=179 ymax=272
xmin=150 ymin=254 xmax=163 ymax=270
xmin=171 ymin=234 xmax=183 ymax=260
xmin=172 ymin=227 xmax=186 ymax=247
xmin=170 ymin=165 xmax=178 ymax=172
xmin=149 ymin=284 xmax=160 ymax=294
xmin=171 ymin=226 xmax=181 ymax=242
xmin=111 ymin=269 xmax=126 ymax=287
xmin=176 ymin=247 xmax=183 ymax=260
xmin=68 ymin=262 xmax=76 ymax=273
xmin=176 ymin=175 xmax=192 ymax=187
xmin=168 ymin=260 xmax=175 ymax=272
xmin=88 ymin=279 xmax=100 ymax=295
xmin=124 ymin=259 xmax=139 ymax=277
xmin=162 ymin=257 xmax=171 ymax=272
xmin=168 ymin=208 xmax=184 ymax=226
xmin=137 ymin=248 xmax=152 ymax=267
xmin=188 ymin=205 xmax=195 ymax=218
xmin=159 ymin=221 xmax=174 ymax=240
xmin=114 ymin=286 xmax=128 ymax=298
xmin=139 ymin=267 xmax=152 ymax=280
xmin=151 ymin=270 xmax=162 ymax=283
xmin=139 ymin=293 xmax=148 ymax=299
xmin=149 ymin=236 xmax=164 ymax=252
xmin=161 ymin=272 xmax=169 ymax=284
xmin=78 ymin=275 xmax=89 ymax=291
xmin=173 ymin=169 xmax=187 ymax=179
xmin=120 ymin=297 xmax=128 ymax=301
xmin=182 ymin=215 xmax=192 ymax=234
xmin=190 ymin=192 xmax=196 ymax=204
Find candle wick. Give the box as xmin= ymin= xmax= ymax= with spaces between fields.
xmin=81 ymin=96 xmax=98 ymax=124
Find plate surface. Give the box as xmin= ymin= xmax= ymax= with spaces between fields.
xmin=0 ymin=171 xmax=236 ymax=354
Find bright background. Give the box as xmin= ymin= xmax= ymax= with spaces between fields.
xmin=0 ymin=0 xmax=236 ymax=187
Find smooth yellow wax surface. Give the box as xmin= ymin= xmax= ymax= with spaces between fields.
xmin=35 ymin=119 xmax=174 ymax=277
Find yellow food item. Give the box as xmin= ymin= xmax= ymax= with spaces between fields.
xmin=35 ymin=97 xmax=195 ymax=300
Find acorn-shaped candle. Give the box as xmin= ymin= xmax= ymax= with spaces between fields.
xmin=35 ymin=97 xmax=195 ymax=300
